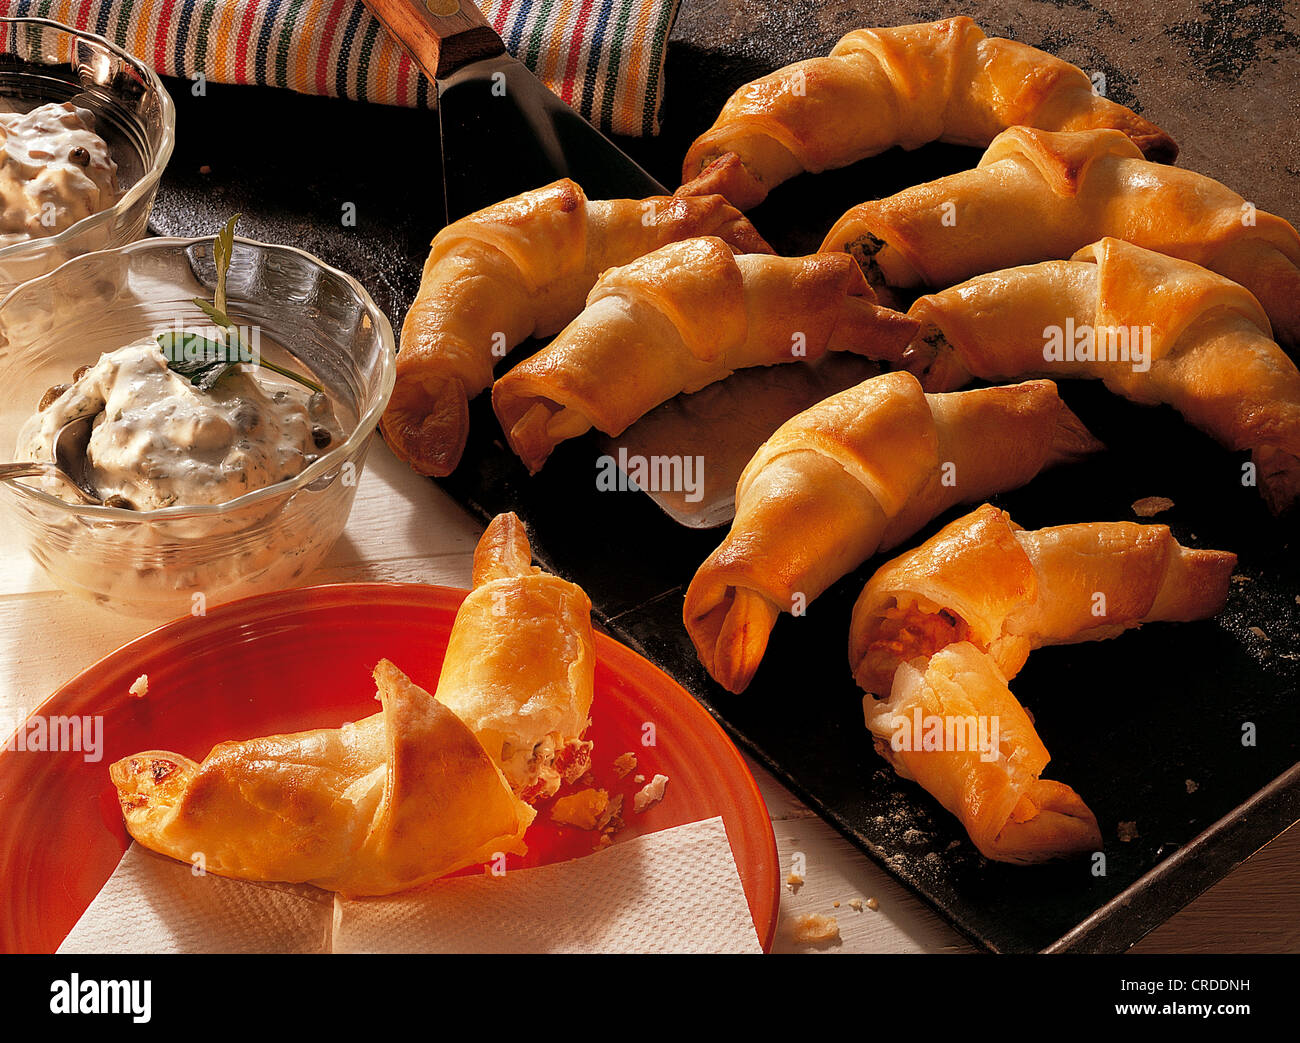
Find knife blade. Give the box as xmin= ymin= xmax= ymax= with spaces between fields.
xmin=361 ymin=0 xmax=667 ymax=223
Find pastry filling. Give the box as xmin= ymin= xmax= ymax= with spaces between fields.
xmin=859 ymin=596 xmax=975 ymax=695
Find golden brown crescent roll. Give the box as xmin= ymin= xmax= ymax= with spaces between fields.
xmin=382 ymin=178 xmax=771 ymax=477
xmin=683 ymin=372 xmax=1102 ymax=693
xmin=902 ymin=238 xmax=1300 ymax=513
xmin=436 ymin=512 xmax=596 ymax=803
xmin=491 ymin=236 xmax=920 ymax=473
xmin=849 ymin=504 xmax=1237 ymax=698
xmin=682 ymin=16 xmax=1176 ymax=210
xmin=109 ymin=659 xmax=534 ymax=897
xmin=865 ymin=641 xmax=1101 ymax=864
xmin=820 ymin=127 xmax=1300 ymax=347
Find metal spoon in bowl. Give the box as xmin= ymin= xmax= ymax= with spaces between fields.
xmin=0 ymin=417 xmax=112 ymax=506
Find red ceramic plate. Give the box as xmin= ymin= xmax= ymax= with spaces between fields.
xmin=0 ymin=583 xmax=779 ymax=953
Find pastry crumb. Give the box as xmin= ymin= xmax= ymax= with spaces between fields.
xmin=791 ymin=913 xmax=840 ymax=946
xmin=866 ymin=897 xmax=879 ymax=911
xmin=1249 ymin=626 xmax=1270 ymax=641
xmin=128 ymin=674 xmax=148 ymax=698
xmin=1118 ymin=821 xmax=1140 ymax=842
xmin=633 ymin=773 xmax=645 ymax=784
xmin=786 ymin=866 xmax=804 ymax=890
xmin=1185 ymin=779 xmax=1199 ymax=794
xmin=1132 ymin=496 xmax=1175 ymax=518
xmin=832 ymin=900 xmax=840 ymax=908
xmin=613 ymin=752 xmax=638 ymax=778
xmin=550 ymin=787 xmax=610 ymax=830
xmin=633 ymin=774 xmax=669 ymax=813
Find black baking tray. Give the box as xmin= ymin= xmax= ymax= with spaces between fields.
xmin=147 ymin=35 xmax=1299 ymax=952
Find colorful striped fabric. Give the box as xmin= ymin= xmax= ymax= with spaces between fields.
xmin=1 ymin=0 xmax=680 ymax=136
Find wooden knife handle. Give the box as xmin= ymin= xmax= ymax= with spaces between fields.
xmin=362 ymin=0 xmax=505 ymax=80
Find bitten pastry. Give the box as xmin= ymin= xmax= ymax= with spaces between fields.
xmin=492 ymin=236 xmax=919 ymax=473
xmin=683 ymin=372 xmax=1102 ymax=693
xmin=435 ymin=512 xmax=596 ymax=802
xmin=109 ymin=659 xmax=534 ymax=897
xmin=382 ymin=179 xmax=771 ymax=477
xmin=820 ymin=127 xmax=1300 ymax=347
xmin=902 ymin=238 xmax=1300 ymax=513
xmin=682 ymin=17 xmax=1175 ymax=210
xmin=849 ymin=504 xmax=1237 ymax=697
xmin=865 ymin=641 xmax=1102 ymax=863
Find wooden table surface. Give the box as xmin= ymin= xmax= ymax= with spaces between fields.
xmin=4 ymin=439 xmax=1295 ymax=953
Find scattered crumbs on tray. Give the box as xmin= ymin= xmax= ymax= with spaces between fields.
xmin=848 ymin=898 xmax=864 ymax=912
xmin=1118 ymin=821 xmax=1140 ymax=842
xmin=612 ymin=752 xmax=638 ymax=778
xmin=1249 ymin=626 xmax=1270 ymax=641
xmin=1132 ymin=495 xmax=1175 ymax=517
xmin=901 ymin=828 xmax=928 ymax=845
xmin=1231 ymin=574 xmax=1253 ymax=584
xmin=1185 ymin=779 xmax=1199 ymax=794
xmin=791 ymin=913 xmax=841 ymax=947
xmin=946 ymin=839 xmax=962 ymax=851
xmin=633 ymin=773 xmax=669 ymax=813
xmin=128 ymin=674 xmax=148 ymax=698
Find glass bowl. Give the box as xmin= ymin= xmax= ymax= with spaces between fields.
xmin=0 ymin=17 xmax=175 ymax=293
xmin=0 ymin=236 xmax=396 ymax=619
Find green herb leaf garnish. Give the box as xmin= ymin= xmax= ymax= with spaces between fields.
xmin=157 ymin=215 xmax=323 ymax=395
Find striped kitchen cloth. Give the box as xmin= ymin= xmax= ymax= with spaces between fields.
xmin=1 ymin=0 xmax=680 ymax=136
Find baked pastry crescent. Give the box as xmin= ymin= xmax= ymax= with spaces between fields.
xmin=683 ymin=372 xmax=1102 ymax=693
xmin=109 ymin=659 xmax=535 ymax=897
xmin=382 ymin=178 xmax=771 ymax=477
xmin=435 ymin=512 xmax=596 ymax=802
xmin=865 ymin=641 xmax=1102 ymax=864
xmin=902 ymin=238 xmax=1300 ymax=513
xmin=682 ymin=17 xmax=1175 ymax=210
xmin=849 ymin=504 xmax=1237 ymax=698
xmin=820 ymin=127 xmax=1300 ymax=347
xmin=492 ymin=236 xmax=920 ymax=473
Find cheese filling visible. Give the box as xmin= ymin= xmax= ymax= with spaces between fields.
xmin=18 ymin=341 xmax=343 ymax=510
xmin=0 ymin=101 xmax=121 ymax=246
xmin=858 ymin=596 xmax=974 ymax=696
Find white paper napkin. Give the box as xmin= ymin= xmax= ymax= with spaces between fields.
xmin=57 ymin=817 xmax=763 ymax=954
xmin=334 ymin=816 xmax=762 ymax=953
xmin=58 ymin=846 xmax=333 ymax=954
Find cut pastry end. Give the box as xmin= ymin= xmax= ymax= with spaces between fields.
xmin=472 ymin=511 xmax=537 ymax=586
xmin=380 ymin=376 xmax=470 ymax=477
xmin=982 ymin=778 xmax=1103 ymax=864
xmin=900 ymin=323 xmax=972 ymax=392
xmin=109 ymin=751 xmax=199 ymax=837
xmin=1256 ymin=446 xmax=1300 ymax=516
xmin=853 ymin=596 xmax=976 ymax=698
xmin=684 ymin=583 xmax=782 ymax=694
xmin=678 ymin=151 xmax=769 ymax=213
xmin=496 ymin=392 xmax=594 ymax=474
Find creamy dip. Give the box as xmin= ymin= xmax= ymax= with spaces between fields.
xmin=18 ymin=341 xmax=344 ymax=510
xmin=0 ymin=101 xmax=121 ymax=246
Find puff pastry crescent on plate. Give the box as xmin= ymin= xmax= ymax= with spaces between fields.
xmin=435 ymin=512 xmax=596 ymax=803
xmin=820 ymin=127 xmax=1300 ymax=347
xmin=110 ymin=659 xmax=535 ymax=897
xmin=682 ymin=16 xmax=1176 ymax=210
xmin=382 ymin=178 xmax=770 ymax=477
xmin=683 ymin=372 xmax=1101 ymax=693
